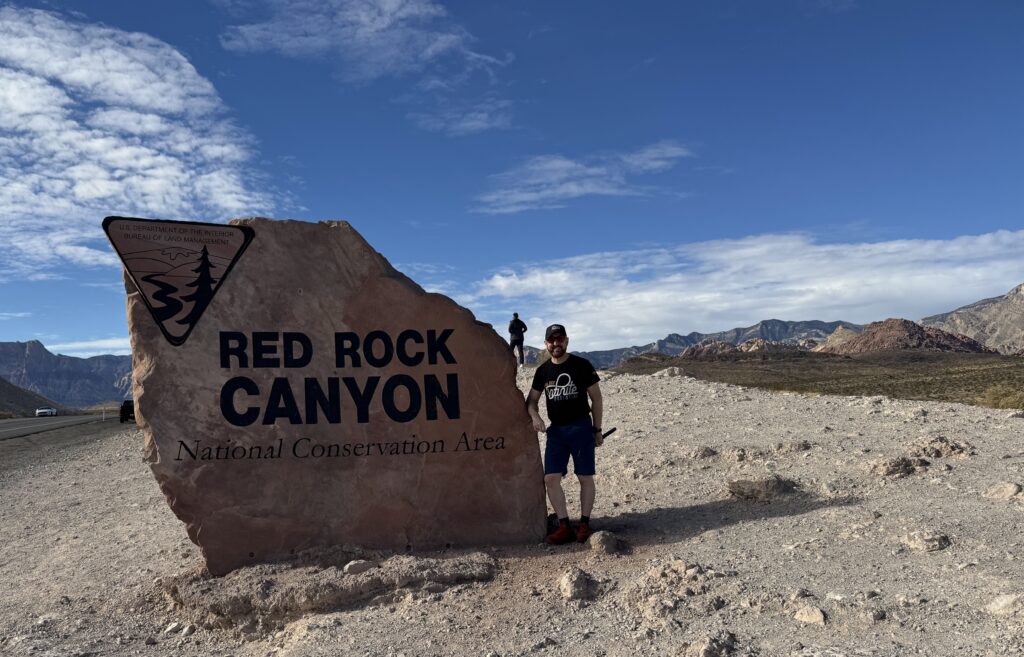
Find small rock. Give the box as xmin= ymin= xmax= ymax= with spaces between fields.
xmin=163 ymin=622 xmax=181 ymax=635
xmin=689 ymin=446 xmax=718 ymax=460
xmin=871 ymin=456 xmax=929 ymax=477
xmin=727 ymin=475 xmax=798 ymax=501
xmin=685 ymin=630 xmax=737 ymax=656
xmin=724 ymin=448 xmax=747 ymax=462
xmin=343 ymin=559 xmax=375 ymax=575
xmin=1006 ymin=410 xmax=1024 ymax=419
xmin=558 ymin=567 xmax=596 ymax=600
xmin=793 ymin=605 xmax=826 ymax=625
xmin=902 ymin=531 xmax=950 ymax=552
xmin=589 ymin=530 xmax=619 ymax=554
xmin=181 ymin=625 xmax=196 ymax=637
xmin=983 ymin=482 xmax=1022 ymax=500
xmin=987 ymin=594 xmax=1023 ymax=617
xmin=789 ymin=588 xmax=813 ymax=602
xmin=144 ymin=637 xmax=157 ymax=645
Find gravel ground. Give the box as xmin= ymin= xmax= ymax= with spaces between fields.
xmin=2 ymin=368 xmax=1024 ymax=657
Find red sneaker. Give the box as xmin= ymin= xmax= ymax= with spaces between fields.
xmin=576 ymin=521 xmax=592 ymax=543
xmin=546 ymin=523 xmax=575 ymax=545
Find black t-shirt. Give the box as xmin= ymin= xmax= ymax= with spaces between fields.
xmin=509 ymin=319 xmax=527 ymax=340
xmin=531 ymin=354 xmax=600 ymax=426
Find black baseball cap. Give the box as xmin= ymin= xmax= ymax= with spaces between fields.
xmin=545 ymin=324 xmax=567 ymax=340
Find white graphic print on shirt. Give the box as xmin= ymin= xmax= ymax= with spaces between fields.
xmin=545 ymin=373 xmax=578 ymax=401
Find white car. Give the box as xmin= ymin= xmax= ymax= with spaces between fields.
xmin=35 ymin=407 xmax=58 ymax=417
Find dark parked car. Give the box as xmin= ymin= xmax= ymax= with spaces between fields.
xmin=119 ymin=399 xmax=135 ymax=423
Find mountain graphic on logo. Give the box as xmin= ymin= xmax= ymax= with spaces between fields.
xmin=103 ymin=217 xmax=255 ymax=347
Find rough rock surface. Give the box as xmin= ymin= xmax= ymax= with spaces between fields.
xmin=816 ymin=318 xmax=995 ymax=354
xmin=123 ymin=219 xmax=545 ymax=573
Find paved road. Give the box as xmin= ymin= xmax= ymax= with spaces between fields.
xmin=0 ymin=415 xmax=117 ymax=441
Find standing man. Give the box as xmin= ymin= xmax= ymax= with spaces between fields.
xmin=508 ymin=312 xmax=528 ymax=366
xmin=526 ymin=324 xmax=603 ymax=544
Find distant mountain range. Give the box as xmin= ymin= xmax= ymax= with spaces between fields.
xmin=921 ymin=283 xmax=1024 ymax=355
xmin=2 ymin=283 xmax=1020 ymax=404
xmin=573 ymin=319 xmax=863 ymax=368
xmin=0 ymin=341 xmax=131 ymax=408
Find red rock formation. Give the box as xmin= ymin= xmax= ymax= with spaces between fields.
xmin=816 ymin=318 xmax=995 ymax=355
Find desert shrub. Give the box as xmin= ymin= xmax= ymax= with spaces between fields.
xmin=0 ymin=411 xmax=12 ymax=419
xmin=976 ymin=383 xmax=1024 ymax=410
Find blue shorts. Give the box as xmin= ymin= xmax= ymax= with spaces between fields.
xmin=544 ymin=416 xmax=595 ymax=476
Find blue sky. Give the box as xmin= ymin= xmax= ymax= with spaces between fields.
xmin=0 ymin=0 xmax=1022 ymax=356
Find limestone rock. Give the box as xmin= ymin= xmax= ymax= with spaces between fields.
xmin=685 ymin=631 xmax=738 ymax=656
xmin=119 ymin=218 xmax=546 ymax=574
xmin=559 ymin=567 xmax=596 ymax=600
xmin=986 ymin=594 xmax=1024 ymax=617
xmin=588 ymin=531 xmax=620 ymax=555
xmin=902 ymin=531 xmax=950 ymax=552
xmin=870 ymin=456 xmax=929 ymax=477
xmin=726 ymin=475 xmax=798 ymax=501
xmin=793 ymin=605 xmax=826 ymax=625
xmin=983 ymin=482 xmax=1022 ymax=500
xmin=689 ymin=446 xmax=718 ymax=460
xmin=342 ymin=559 xmax=375 ymax=575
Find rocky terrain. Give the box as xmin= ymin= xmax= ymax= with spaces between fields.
xmin=0 ymin=340 xmax=131 ymax=407
xmin=3 ymin=367 xmax=1024 ymax=656
xmin=922 ymin=283 xmax=1024 ymax=355
xmin=816 ymin=319 xmax=994 ymax=355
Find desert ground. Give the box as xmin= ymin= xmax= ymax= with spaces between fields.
xmin=2 ymin=367 xmax=1024 ymax=657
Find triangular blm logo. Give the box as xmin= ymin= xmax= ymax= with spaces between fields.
xmin=103 ymin=216 xmax=255 ymax=347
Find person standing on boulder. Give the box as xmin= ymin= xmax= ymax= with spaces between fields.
xmin=508 ymin=312 xmax=528 ymax=366
xmin=526 ymin=324 xmax=603 ymax=544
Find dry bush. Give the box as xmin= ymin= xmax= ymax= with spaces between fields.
xmin=976 ymin=383 xmax=1024 ymax=410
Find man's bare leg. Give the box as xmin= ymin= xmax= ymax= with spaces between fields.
xmin=579 ymin=475 xmax=595 ymax=518
xmin=544 ymin=473 xmax=569 ymax=518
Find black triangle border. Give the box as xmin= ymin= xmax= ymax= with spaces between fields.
xmin=102 ymin=216 xmax=256 ymax=348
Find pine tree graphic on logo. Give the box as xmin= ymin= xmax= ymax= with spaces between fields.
xmin=176 ymin=246 xmax=217 ymax=332
xmin=103 ymin=217 xmax=254 ymax=347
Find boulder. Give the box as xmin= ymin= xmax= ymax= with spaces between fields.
xmin=112 ymin=218 xmax=546 ymax=574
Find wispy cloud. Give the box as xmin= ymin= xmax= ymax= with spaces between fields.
xmin=464 ymin=230 xmax=1024 ymax=350
xmin=46 ymin=336 xmax=131 ymax=357
xmin=219 ymin=0 xmax=514 ymax=133
xmin=474 ymin=141 xmax=694 ymax=214
xmin=408 ymin=96 xmax=513 ymax=136
xmin=0 ymin=7 xmax=275 ymax=282
xmin=0 ymin=312 xmax=31 ymax=320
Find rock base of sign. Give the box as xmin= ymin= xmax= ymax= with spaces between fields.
xmin=156 ymin=547 xmax=497 ymax=635
xmin=126 ymin=218 xmax=546 ymax=574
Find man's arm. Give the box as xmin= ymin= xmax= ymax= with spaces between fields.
xmin=587 ymin=382 xmax=603 ymax=444
xmin=526 ymin=388 xmax=546 ymax=432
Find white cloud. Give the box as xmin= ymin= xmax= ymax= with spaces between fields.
xmin=474 ymin=141 xmax=694 ymax=214
xmin=0 ymin=7 xmax=275 ymax=282
xmin=219 ymin=0 xmax=513 ymax=133
xmin=0 ymin=312 xmax=31 ymax=320
xmin=222 ymin=0 xmax=467 ymax=81
xmin=45 ymin=336 xmax=131 ymax=357
xmin=466 ymin=230 xmax=1024 ymax=350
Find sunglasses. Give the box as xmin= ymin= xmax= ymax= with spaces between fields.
xmin=546 ymin=335 xmax=567 ymax=344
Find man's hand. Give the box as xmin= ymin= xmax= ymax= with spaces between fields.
xmin=593 ymin=427 xmax=604 ymax=447
xmin=531 ymin=417 xmax=547 ymax=433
